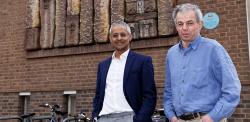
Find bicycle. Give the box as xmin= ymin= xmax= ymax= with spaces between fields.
xmin=152 ymin=109 xmax=169 ymax=122
xmin=0 ymin=116 xmax=24 ymax=122
xmin=39 ymin=103 xmax=68 ymax=122
xmin=21 ymin=113 xmax=36 ymax=122
xmin=0 ymin=113 xmax=36 ymax=122
xmin=62 ymin=112 xmax=91 ymax=122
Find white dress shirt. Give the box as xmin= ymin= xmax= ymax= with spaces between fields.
xmin=99 ymin=49 xmax=133 ymax=116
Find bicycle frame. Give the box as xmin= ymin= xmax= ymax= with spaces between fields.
xmin=30 ymin=116 xmax=52 ymax=122
xmin=0 ymin=116 xmax=23 ymax=122
xmin=39 ymin=104 xmax=65 ymax=122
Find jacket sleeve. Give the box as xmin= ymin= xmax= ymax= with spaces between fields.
xmin=163 ymin=55 xmax=176 ymax=120
xmin=208 ymin=46 xmax=241 ymax=122
xmin=92 ymin=63 xmax=101 ymax=122
xmin=133 ymin=56 xmax=157 ymax=122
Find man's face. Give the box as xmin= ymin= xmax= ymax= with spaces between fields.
xmin=109 ymin=25 xmax=132 ymax=52
xmin=175 ymin=9 xmax=203 ymax=43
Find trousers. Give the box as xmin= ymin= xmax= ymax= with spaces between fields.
xmin=97 ymin=111 xmax=135 ymax=122
xmin=177 ymin=115 xmax=227 ymax=122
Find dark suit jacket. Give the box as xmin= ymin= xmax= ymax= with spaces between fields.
xmin=92 ymin=50 xmax=157 ymax=122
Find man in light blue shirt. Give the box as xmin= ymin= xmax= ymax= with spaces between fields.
xmin=163 ymin=3 xmax=241 ymax=122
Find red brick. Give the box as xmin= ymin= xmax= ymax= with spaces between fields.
xmin=215 ymin=2 xmax=228 ymax=7
xmin=226 ymin=23 xmax=240 ymax=27
xmin=225 ymin=5 xmax=239 ymax=10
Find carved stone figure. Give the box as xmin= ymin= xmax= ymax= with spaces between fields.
xmin=40 ymin=0 xmax=55 ymax=49
xmin=111 ymin=0 xmax=125 ymax=24
xmin=137 ymin=0 xmax=144 ymax=13
xmin=94 ymin=0 xmax=110 ymax=43
xmin=43 ymin=0 xmax=49 ymax=9
xmin=25 ymin=28 xmax=41 ymax=50
xmin=158 ymin=0 xmax=177 ymax=36
xmin=126 ymin=0 xmax=156 ymax=14
xmin=66 ymin=16 xmax=79 ymax=46
xmin=54 ymin=0 xmax=67 ymax=47
xmin=128 ymin=23 xmax=140 ymax=40
xmin=125 ymin=12 xmax=157 ymax=23
xmin=26 ymin=0 xmax=40 ymax=28
xmin=79 ymin=0 xmax=94 ymax=45
xmin=126 ymin=0 xmax=137 ymax=15
xmin=67 ymin=0 xmax=80 ymax=15
xmin=139 ymin=19 xmax=158 ymax=38
xmin=144 ymin=0 xmax=157 ymax=12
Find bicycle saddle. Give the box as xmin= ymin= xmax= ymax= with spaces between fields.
xmin=55 ymin=111 xmax=68 ymax=116
xmin=69 ymin=113 xmax=78 ymax=118
xmin=21 ymin=113 xmax=36 ymax=118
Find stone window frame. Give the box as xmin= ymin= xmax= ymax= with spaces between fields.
xmin=64 ymin=90 xmax=76 ymax=115
xmin=19 ymin=92 xmax=31 ymax=114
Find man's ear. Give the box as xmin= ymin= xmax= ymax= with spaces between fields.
xmin=129 ymin=34 xmax=132 ymax=41
xmin=109 ymin=35 xmax=112 ymax=42
xmin=199 ymin=20 xmax=204 ymax=30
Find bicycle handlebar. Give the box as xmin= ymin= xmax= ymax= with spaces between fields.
xmin=39 ymin=105 xmax=47 ymax=107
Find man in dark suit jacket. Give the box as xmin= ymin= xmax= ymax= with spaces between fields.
xmin=92 ymin=21 xmax=157 ymax=122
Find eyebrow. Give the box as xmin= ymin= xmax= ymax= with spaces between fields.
xmin=112 ymin=32 xmax=126 ymax=34
xmin=177 ymin=20 xmax=195 ymax=23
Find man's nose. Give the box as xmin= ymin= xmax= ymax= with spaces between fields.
xmin=118 ymin=35 xmax=122 ymax=40
xmin=182 ymin=23 xmax=188 ymax=30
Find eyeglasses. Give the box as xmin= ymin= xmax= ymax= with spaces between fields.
xmin=111 ymin=33 xmax=129 ymax=38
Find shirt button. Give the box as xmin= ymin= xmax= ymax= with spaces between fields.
xmin=183 ymin=66 xmax=185 ymax=69
xmin=182 ymin=80 xmax=184 ymax=82
xmin=182 ymin=109 xmax=184 ymax=111
xmin=181 ymin=94 xmax=183 ymax=97
xmin=185 ymin=54 xmax=187 ymax=56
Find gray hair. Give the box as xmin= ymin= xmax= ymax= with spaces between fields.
xmin=109 ymin=21 xmax=131 ymax=35
xmin=172 ymin=3 xmax=203 ymax=24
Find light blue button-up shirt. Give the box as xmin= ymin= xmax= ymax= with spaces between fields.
xmin=163 ymin=35 xmax=241 ymax=122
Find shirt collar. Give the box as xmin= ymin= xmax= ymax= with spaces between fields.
xmin=112 ymin=49 xmax=130 ymax=60
xmin=179 ymin=34 xmax=201 ymax=51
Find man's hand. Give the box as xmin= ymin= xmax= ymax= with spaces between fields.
xmin=170 ymin=116 xmax=178 ymax=122
xmin=201 ymin=114 xmax=215 ymax=122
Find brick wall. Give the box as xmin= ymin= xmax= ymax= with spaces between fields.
xmin=0 ymin=93 xmax=24 ymax=122
xmin=0 ymin=0 xmax=249 ymax=121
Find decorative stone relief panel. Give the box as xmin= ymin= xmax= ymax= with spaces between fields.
xmin=94 ymin=0 xmax=110 ymax=43
xmin=139 ymin=19 xmax=157 ymax=38
xmin=26 ymin=0 xmax=40 ymax=28
xmin=80 ymin=0 xmax=94 ymax=45
xmin=126 ymin=1 xmax=137 ymax=15
xmin=137 ymin=0 xmax=144 ymax=13
xmin=54 ymin=0 xmax=67 ymax=47
xmin=158 ymin=0 xmax=177 ymax=36
xmin=25 ymin=0 xmax=178 ymax=58
xmin=128 ymin=23 xmax=140 ymax=40
xmin=66 ymin=16 xmax=79 ymax=46
xmin=25 ymin=28 xmax=41 ymax=50
xmin=111 ymin=0 xmax=125 ymax=24
xmin=40 ymin=0 xmax=55 ymax=49
xmin=144 ymin=0 xmax=157 ymax=12
xmin=67 ymin=0 xmax=80 ymax=16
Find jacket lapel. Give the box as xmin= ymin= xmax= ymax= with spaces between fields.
xmin=101 ymin=57 xmax=112 ymax=92
xmin=123 ymin=50 xmax=135 ymax=94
